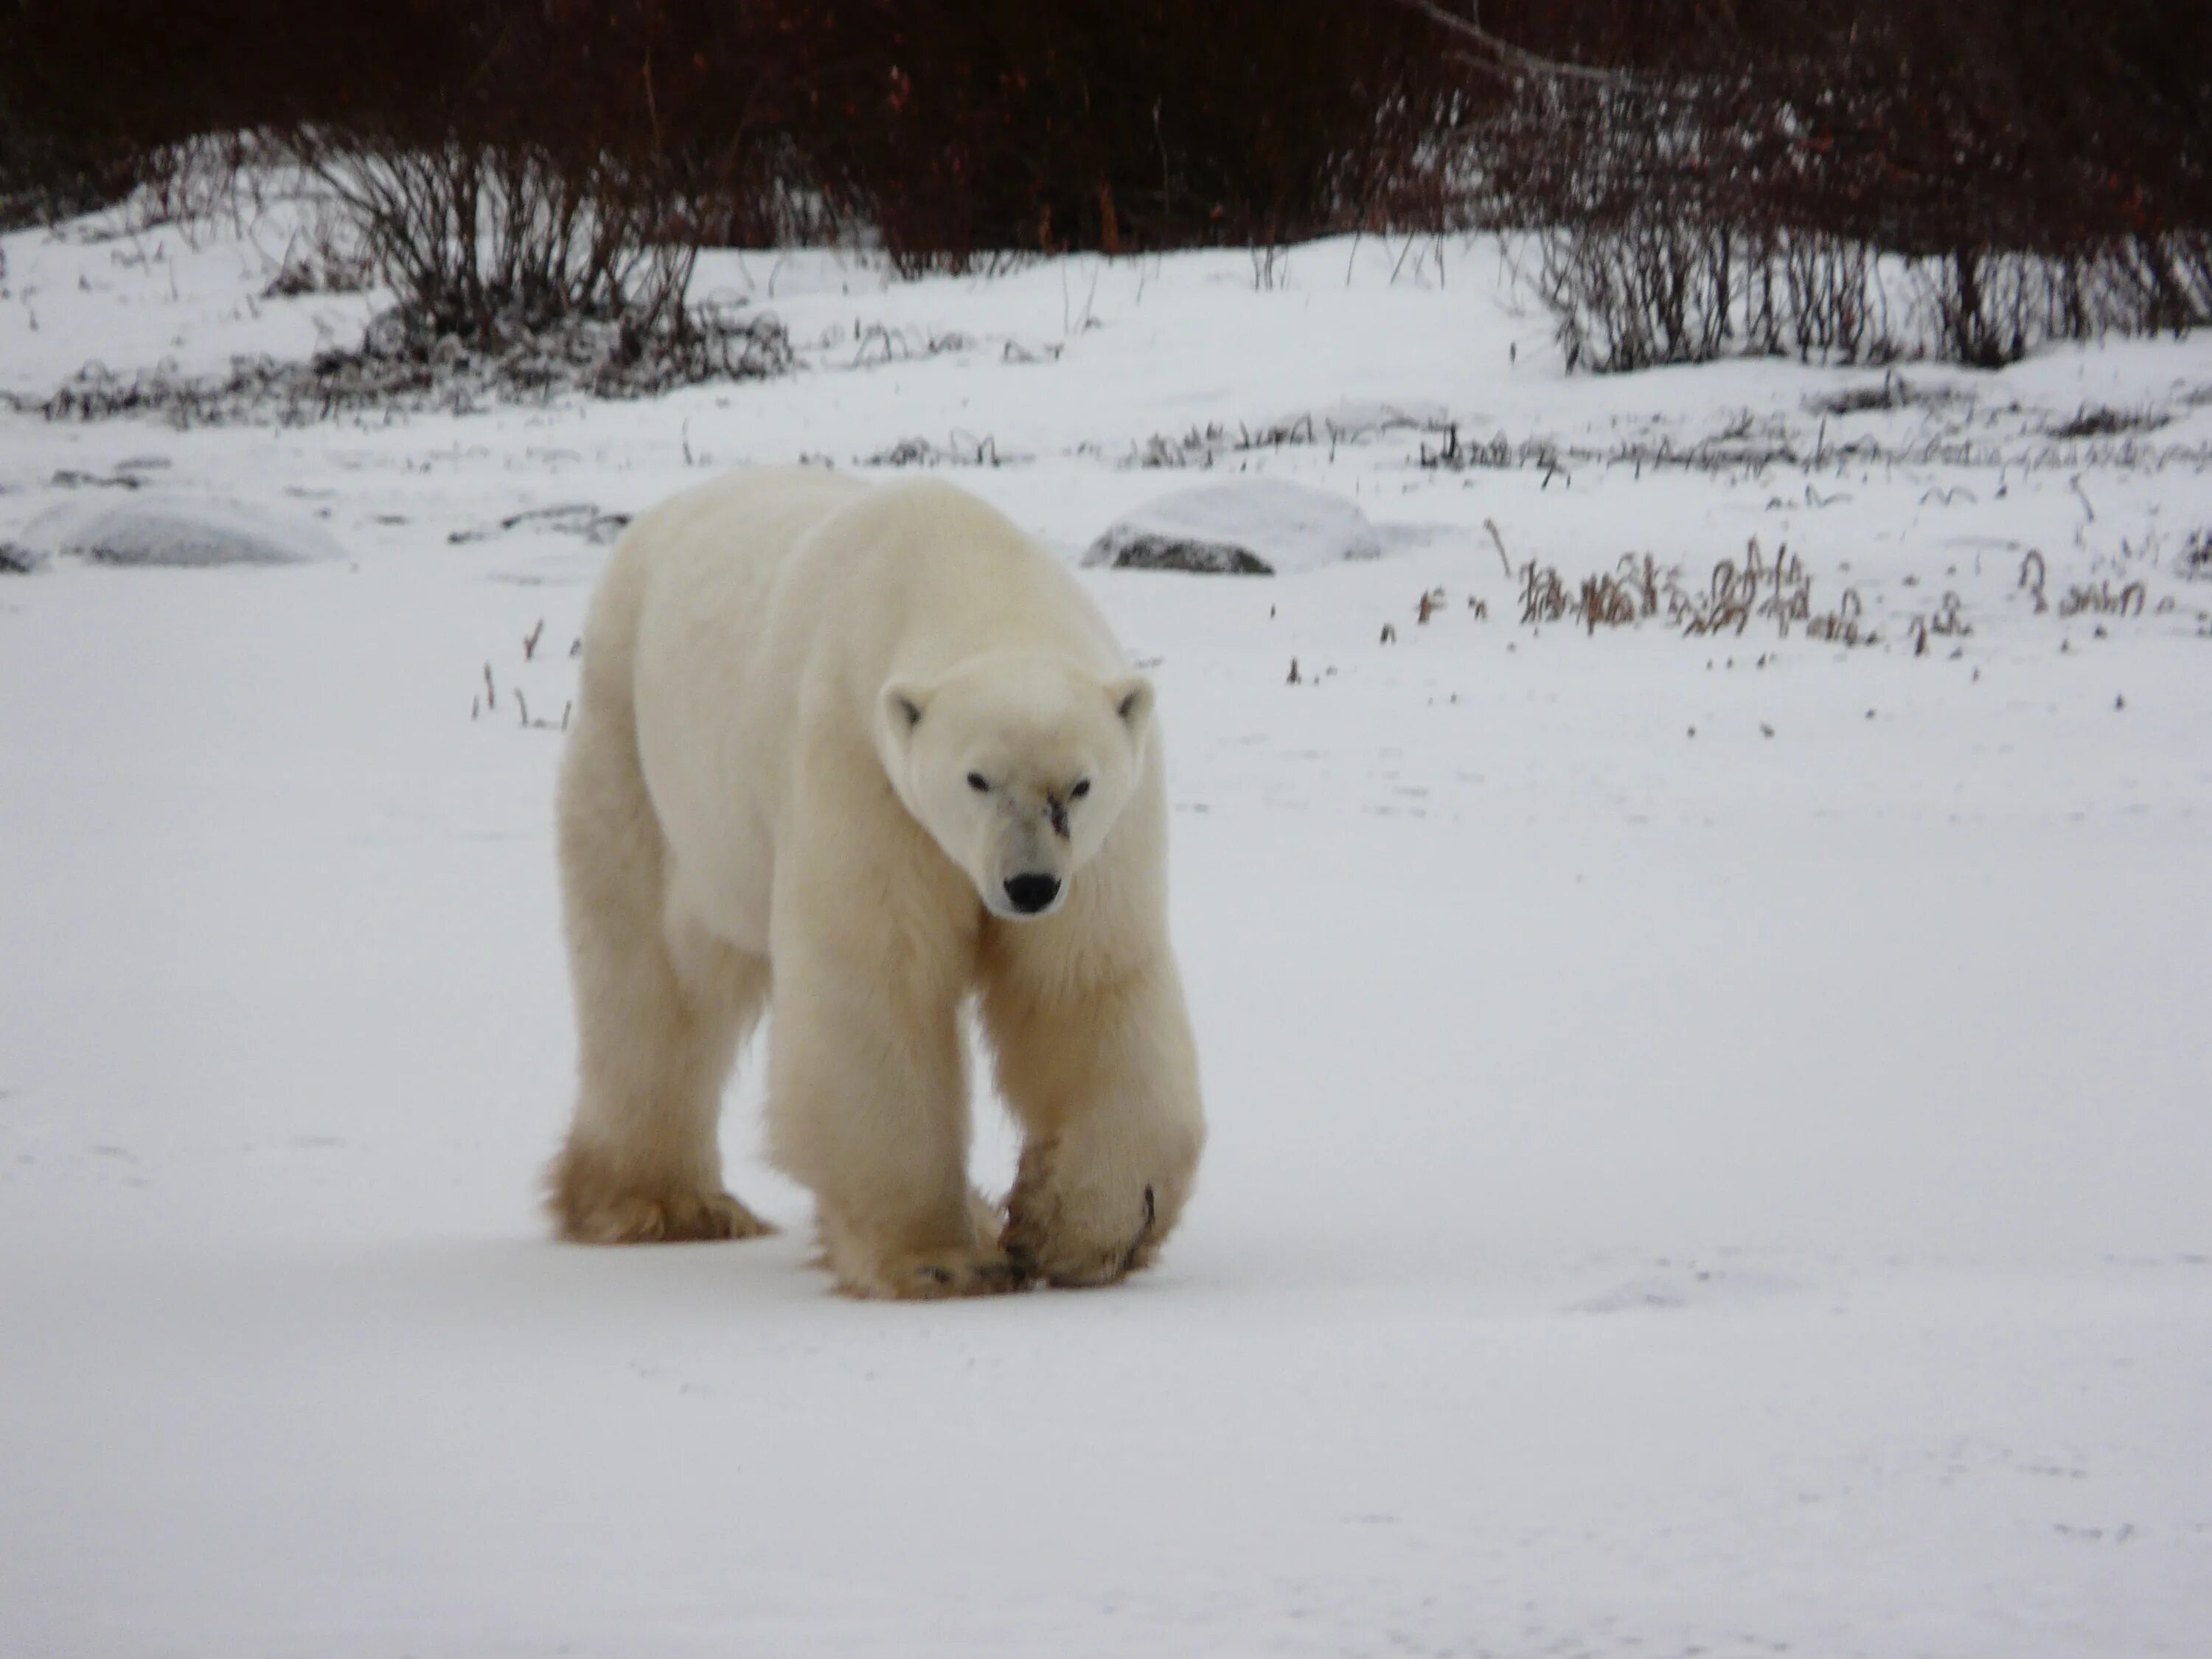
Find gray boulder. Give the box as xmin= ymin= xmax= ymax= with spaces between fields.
xmin=1083 ymin=479 xmax=1382 ymax=576
xmin=23 ymin=495 xmax=346 ymax=568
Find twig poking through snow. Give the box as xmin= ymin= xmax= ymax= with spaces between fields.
xmin=2070 ymin=476 xmax=2097 ymax=526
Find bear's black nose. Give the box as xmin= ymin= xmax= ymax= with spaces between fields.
xmin=1004 ymin=873 xmax=1061 ymax=914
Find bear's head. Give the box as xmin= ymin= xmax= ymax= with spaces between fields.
xmin=875 ymin=650 xmax=1155 ymax=921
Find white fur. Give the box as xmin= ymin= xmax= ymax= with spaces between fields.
xmin=549 ymin=467 xmax=1206 ymax=1298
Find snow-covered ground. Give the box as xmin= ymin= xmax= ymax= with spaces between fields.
xmin=4 ymin=198 xmax=2210 ymax=1658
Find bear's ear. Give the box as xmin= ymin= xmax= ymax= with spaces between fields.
xmin=880 ymin=681 xmax=928 ymax=747
xmin=1107 ymin=674 xmax=1155 ymax=747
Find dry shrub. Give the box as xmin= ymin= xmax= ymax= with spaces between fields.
xmin=4 ymin=3 xmax=1478 ymax=265
xmin=287 ymin=136 xmax=703 ymax=358
xmin=1447 ymin=1 xmax=2212 ymax=370
xmin=2056 ymin=581 xmax=2148 ymax=619
xmin=1536 ymin=220 xmax=2212 ymax=375
xmin=7 ymin=0 xmax=2210 ymax=357
xmin=2181 ymin=530 xmax=2212 ymax=581
xmin=1775 ymin=232 xmax=1880 ymax=361
xmin=1509 ymin=538 xmax=1860 ymax=643
xmin=1539 ymin=209 xmax=1734 ymax=373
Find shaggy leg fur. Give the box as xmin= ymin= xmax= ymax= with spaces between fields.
xmin=980 ymin=940 xmax=1205 ymax=1288
xmin=549 ymin=695 xmax=773 ymax=1245
xmin=764 ymin=857 xmax=1020 ymax=1298
xmin=767 ymin=973 xmax=1020 ymax=1297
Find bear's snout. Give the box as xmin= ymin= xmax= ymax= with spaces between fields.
xmin=1003 ymin=873 xmax=1062 ymax=915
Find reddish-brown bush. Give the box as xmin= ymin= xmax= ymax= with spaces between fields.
xmin=4 ymin=2 xmax=2208 ymax=369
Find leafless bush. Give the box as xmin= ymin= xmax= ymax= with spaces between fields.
xmin=285 ymin=135 xmax=703 ymax=357
xmin=70 ymin=130 xmax=804 ymax=413
xmin=2100 ymin=232 xmax=2212 ymax=335
xmin=1919 ymin=251 xmax=2039 ymax=369
xmin=698 ymin=138 xmax=854 ymax=249
xmin=1538 ymin=209 xmax=1734 ymax=373
xmin=1777 ymin=232 xmax=1884 ymax=361
xmin=1534 ymin=228 xmax=2212 ymax=374
xmin=262 ymin=207 xmax=375 ymax=296
xmin=1920 ymin=243 xmax=2212 ymax=367
xmin=1447 ymin=2 xmax=2212 ymax=374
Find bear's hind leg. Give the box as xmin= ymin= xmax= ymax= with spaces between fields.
xmin=549 ymin=700 xmax=773 ymax=1245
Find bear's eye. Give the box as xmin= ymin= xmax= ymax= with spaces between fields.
xmin=1070 ymin=778 xmax=1091 ymax=799
xmin=966 ymin=772 xmax=990 ymax=793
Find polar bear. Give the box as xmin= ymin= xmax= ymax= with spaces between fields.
xmin=549 ymin=467 xmax=1205 ymax=1297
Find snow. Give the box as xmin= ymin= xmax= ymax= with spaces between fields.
xmin=3 ymin=197 xmax=2211 ymax=1658
xmin=21 ymin=491 xmax=347 ymax=566
xmin=1083 ymin=477 xmax=1383 ymax=574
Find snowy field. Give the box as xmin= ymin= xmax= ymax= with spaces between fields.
xmin=3 ymin=198 xmax=2210 ymax=1658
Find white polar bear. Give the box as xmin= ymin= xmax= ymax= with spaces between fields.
xmin=549 ymin=467 xmax=1206 ymax=1297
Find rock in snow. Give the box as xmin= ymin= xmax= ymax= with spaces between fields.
xmin=1082 ymin=479 xmax=1382 ymax=575
xmin=21 ymin=494 xmax=346 ymax=568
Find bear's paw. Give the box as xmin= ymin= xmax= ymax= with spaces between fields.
xmin=1002 ymin=1140 xmax=1171 ymax=1290
xmin=549 ymin=1151 xmax=776 ymax=1245
xmin=818 ymin=1204 xmax=1029 ymax=1300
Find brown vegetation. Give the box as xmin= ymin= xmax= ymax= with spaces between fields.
xmin=4 ymin=3 xmax=2208 ymax=372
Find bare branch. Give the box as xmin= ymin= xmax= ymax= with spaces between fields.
xmin=1389 ymin=0 xmax=1636 ymax=87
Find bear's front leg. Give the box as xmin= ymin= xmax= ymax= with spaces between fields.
xmin=983 ymin=951 xmax=1206 ymax=1288
xmin=765 ymin=883 xmax=1022 ymax=1300
xmin=812 ymin=1187 xmax=1022 ymax=1301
